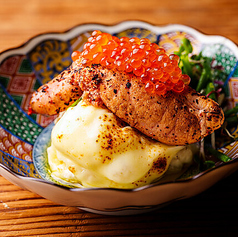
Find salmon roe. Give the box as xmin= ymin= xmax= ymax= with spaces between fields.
xmin=71 ymin=31 xmax=191 ymax=95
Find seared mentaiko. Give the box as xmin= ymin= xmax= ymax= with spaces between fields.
xmin=29 ymin=68 xmax=82 ymax=116
xmin=29 ymin=57 xmax=224 ymax=145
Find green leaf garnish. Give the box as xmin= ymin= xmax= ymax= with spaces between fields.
xmin=69 ymin=97 xmax=82 ymax=108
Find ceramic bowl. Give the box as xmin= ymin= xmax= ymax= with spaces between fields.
xmin=1 ymin=21 xmax=238 ymax=215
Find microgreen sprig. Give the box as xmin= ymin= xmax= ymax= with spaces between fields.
xmin=175 ymin=38 xmax=236 ymax=168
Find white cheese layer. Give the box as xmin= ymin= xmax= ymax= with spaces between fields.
xmin=47 ymin=101 xmax=190 ymax=189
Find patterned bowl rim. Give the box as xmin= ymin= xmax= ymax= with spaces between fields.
xmin=1 ymin=20 xmax=238 ymax=193
xmin=1 ymin=20 xmax=238 ymax=60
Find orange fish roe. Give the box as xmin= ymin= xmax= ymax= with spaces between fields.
xmin=71 ymin=30 xmax=191 ymax=95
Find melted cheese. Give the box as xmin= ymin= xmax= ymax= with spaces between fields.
xmin=47 ymin=101 xmax=187 ymax=189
